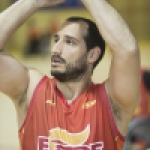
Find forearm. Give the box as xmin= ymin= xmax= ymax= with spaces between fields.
xmin=81 ymin=0 xmax=138 ymax=53
xmin=0 ymin=0 xmax=38 ymax=49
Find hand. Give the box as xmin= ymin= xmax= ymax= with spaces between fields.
xmin=35 ymin=0 xmax=66 ymax=8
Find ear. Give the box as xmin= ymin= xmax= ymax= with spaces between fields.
xmin=87 ymin=46 xmax=101 ymax=64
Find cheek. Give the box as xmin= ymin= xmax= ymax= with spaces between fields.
xmin=63 ymin=54 xmax=77 ymax=63
xmin=62 ymin=48 xmax=80 ymax=62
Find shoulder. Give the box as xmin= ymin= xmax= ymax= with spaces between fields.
xmin=27 ymin=67 xmax=56 ymax=101
xmin=91 ymin=81 xmax=106 ymax=93
xmin=26 ymin=68 xmax=47 ymax=104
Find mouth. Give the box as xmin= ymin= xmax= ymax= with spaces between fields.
xmin=51 ymin=58 xmax=64 ymax=66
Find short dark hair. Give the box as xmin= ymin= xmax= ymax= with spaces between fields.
xmin=143 ymin=70 xmax=150 ymax=91
xmin=65 ymin=16 xmax=106 ymax=69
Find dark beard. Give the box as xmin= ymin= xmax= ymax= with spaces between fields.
xmin=51 ymin=54 xmax=88 ymax=82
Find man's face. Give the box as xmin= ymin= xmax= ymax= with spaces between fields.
xmin=51 ymin=22 xmax=89 ymax=82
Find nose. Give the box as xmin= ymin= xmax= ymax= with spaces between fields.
xmin=51 ymin=40 xmax=62 ymax=55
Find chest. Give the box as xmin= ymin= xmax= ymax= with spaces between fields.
xmin=19 ymin=82 xmax=119 ymax=150
xmin=45 ymin=95 xmax=104 ymax=131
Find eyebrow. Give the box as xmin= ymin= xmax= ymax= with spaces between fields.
xmin=54 ymin=34 xmax=59 ymax=38
xmin=54 ymin=34 xmax=79 ymax=43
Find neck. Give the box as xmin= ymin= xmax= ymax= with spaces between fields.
xmin=56 ymin=77 xmax=92 ymax=103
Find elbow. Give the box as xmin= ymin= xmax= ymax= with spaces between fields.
xmin=127 ymin=42 xmax=139 ymax=54
xmin=111 ymin=37 xmax=139 ymax=56
xmin=120 ymin=40 xmax=140 ymax=58
xmin=124 ymin=36 xmax=139 ymax=54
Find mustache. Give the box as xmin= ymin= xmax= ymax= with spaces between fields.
xmin=51 ymin=54 xmax=66 ymax=63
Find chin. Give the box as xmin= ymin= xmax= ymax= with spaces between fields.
xmin=51 ymin=70 xmax=68 ymax=82
xmin=51 ymin=69 xmax=65 ymax=75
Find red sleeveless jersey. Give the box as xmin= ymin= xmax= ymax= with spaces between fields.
xmin=18 ymin=76 xmax=124 ymax=150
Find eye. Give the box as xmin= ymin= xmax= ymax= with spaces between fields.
xmin=66 ymin=39 xmax=75 ymax=45
xmin=54 ymin=37 xmax=59 ymax=43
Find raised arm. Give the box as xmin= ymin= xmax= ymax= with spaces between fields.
xmin=81 ymin=0 xmax=140 ymax=135
xmin=0 ymin=0 xmax=65 ymax=49
xmin=0 ymin=0 xmax=65 ymax=101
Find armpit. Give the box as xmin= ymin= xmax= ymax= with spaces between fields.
xmin=109 ymin=97 xmax=122 ymax=122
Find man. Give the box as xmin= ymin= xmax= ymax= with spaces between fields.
xmin=0 ymin=0 xmax=140 ymax=150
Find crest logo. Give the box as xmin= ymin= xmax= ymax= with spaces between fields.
xmin=38 ymin=125 xmax=104 ymax=150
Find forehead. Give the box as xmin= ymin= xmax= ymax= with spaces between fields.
xmin=57 ymin=21 xmax=88 ymax=39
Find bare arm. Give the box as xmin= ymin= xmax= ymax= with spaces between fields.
xmin=0 ymin=0 xmax=65 ymax=101
xmin=81 ymin=0 xmax=140 ymax=134
xmin=0 ymin=0 xmax=38 ymax=49
xmin=0 ymin=51 xmax=29 ymax=100
xmin=0 ymin=0 xmax=65 ymax=49
xmin=0 ymin=0 xmax=37 ymax=100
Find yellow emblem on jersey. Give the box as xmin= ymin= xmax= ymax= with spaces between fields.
xmin=83 ymin=100 xmax=96 ymax=109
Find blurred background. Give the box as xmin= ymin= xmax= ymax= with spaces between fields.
xmin=0 ymin=0 xmax=150 ymax=149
